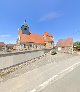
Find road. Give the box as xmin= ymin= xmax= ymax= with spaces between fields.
xmin=40 ymin=65 xmax=80 ymax=92
xmin=0 ymin=53 xmax=80 ymax=92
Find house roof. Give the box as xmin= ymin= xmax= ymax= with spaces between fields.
xmin=0 ymin=42 xmax=5 ymax=47
xmin=43 ymin=32 xmax=53 ymax=37
xmin=30 ymin=33 xmax=45 ymax=44
xmin=49 ymin=34 xmax=53 ymax=37
xmin=20 ymin=31 xmax=46 ymax=44
xmin=6 ymin=44 xmax=16 ymax=47
xmin=44 ymin=32 xmax=49 ymax=36
xmin=19 ymin=30 xmax=54 ymax=44
xmin=44 ymin=37 xmax=53 ymax=42
xmin=57 ymin=38 xmax=73 ymax=47
xmin=20 ymin=31 xmax=34 ymax=43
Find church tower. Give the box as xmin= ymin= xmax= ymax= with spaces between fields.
xmin=21 ymin=20 xmax=30 ymax=35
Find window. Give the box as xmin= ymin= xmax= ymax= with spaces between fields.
xmin=24 ymin=28 xmax=27 ymax=30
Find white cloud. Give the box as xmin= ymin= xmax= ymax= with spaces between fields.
xmin=0 ymin=35 xmax=11 ymax=38
xmin=39 ymin=12 xmax=62 ymax=22
xmin=0 ymin=35 xmax=17 ymax=43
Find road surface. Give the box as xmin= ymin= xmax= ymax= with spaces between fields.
xmin=40 ymin=65 xmax=80 ymax=92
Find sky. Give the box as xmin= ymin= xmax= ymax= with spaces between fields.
xmin=0 ymin=0 xmax=80 ymax=44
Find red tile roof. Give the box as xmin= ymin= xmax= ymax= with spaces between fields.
xmin=20 ymin=31 xmax=34 ymax=43
xmin=0 ymin=42 xmax=5 ymax=47
xmin=20 ymin=31 xmax=46 ymax=44
xmin=19 ymin=30 xmax=54 ymax=44
xmin=30 ymin=33 xmax=45 ymax=44
xmin=44 ymin=37 xmax=53 ymax=42
xmin=44 ymin=32 xmax=49 ymax=36
xmin=43 ymin=32 xmax=53 ymax=37
xmin=57 ymin=38 xmax=73 ymax=47
xmin=49 ymin=34 xmax=53 ymax=37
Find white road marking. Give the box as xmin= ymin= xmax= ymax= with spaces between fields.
xmin=29 ymin=62 xmax=80 ymax=92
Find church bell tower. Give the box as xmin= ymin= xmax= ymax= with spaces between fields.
xmin=21 ymin=20 xmax=30 ymax=35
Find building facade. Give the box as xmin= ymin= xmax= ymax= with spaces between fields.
xmin=0 ymin=42 xmax=5 ymax=50
xmin=17 ymin=20 xmax=54 ymax=50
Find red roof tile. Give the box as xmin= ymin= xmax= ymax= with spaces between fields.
xmin=30 ymin=33 xmax=45 ymax=44
xmin=19 ymin=30 xmax=54 ymax=44
xmin=0 ymin=42 xmax=5 ymax=47
xmin=49 ymin=34 xmax=53 ymax=37
xmin=19 ymin=31 xmax=34 ymax=43
xmin=44 ymin=32 xmax=49 ymax=36
xmin=57 ymin=38 xmax=73 ymax=47
xmin=44 ymin=37 xmax=53 ymax=42
xmin=43 ymin=32 xmax=53 ymax=38
xmin=19 ymin=31 xmax=45 ymax=44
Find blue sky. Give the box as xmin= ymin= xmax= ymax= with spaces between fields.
xmin=0 ymin=0 xmax=80 ymax=44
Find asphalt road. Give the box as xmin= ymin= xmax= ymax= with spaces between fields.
xmin=40 ymin=65 xmax=80 ymax=92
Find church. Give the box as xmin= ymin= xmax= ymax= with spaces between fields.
xmin=17 ymin=20 xmax=54 ymax=50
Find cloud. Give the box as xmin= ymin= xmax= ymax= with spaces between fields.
xmin=39 ymin=12 xmax=62 ymax=22
xmin=0 ymin=35 xmax=17 ymax=44
xmin=0 ymin=35 xmax=11 ymax=38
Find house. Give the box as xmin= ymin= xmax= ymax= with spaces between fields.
xmin=17 ymin=20 xmax=54 ymax=50
xmin=56 ymin=38 xmax=73 ymax=53
xmin=0 ymin=42 xmax=5 ymax=50
xmin=43 ymin=32 xmax=54 ymax=48
xmin=6 ymin=44 xmax=16 ymax=51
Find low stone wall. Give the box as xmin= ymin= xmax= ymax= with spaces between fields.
xmin=0 ymin=49 xmax=51 ymax=69
xmin=0 ymin=54 xmax=46 ymax=78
